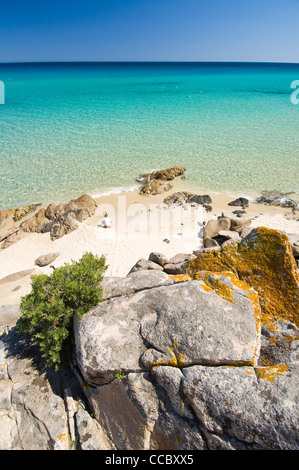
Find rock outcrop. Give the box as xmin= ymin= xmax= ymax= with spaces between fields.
xmin=34 ymin=252 xmax=60 ymax=267
xmin=228 ymin=197 xmax=249 ymax=208
xmin=73 ymin=262 xmax=299 ymax=450
xmin=138 ymin=167 xmax=186 ymax=196
xmin=201 ymin=215 xmax=252 ymax=249
xmin=256 ymin=191 xmax=298 ymax=209
xmin=1 ymin=223 xmax=298 ymax=450
xmin=0 ymin=194 xmax=97 ymax=248
xmin=0 ymin=326 xmax=115 ymax=450
xmin=129 ymin=252 xmax=195 ymax=276
xmin=188 ymin=227 xmax=299 ymax=329
xmin=163 ymin=191 xmax=212 ymax=212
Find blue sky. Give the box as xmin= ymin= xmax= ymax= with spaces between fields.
xmin=0 ymin=0 xmax=299 ymax=63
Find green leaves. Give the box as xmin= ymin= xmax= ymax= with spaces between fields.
xmin=17 ymin=252 xmax=108 ymax=369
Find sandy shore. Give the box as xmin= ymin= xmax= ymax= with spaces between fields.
xmin=0 ymin=182 xmax=298 ymax=309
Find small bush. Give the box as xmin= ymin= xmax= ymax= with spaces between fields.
xmin=17 ymin=252 xmax=108 ymax=369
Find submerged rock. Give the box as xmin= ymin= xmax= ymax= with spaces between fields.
xmin=256 ymin=191 xmax=297 ymax=208
xmin=137 ymin=166 xmax=186 ymax=183
xmin=138 ymin=167 xmax=186 ymax=196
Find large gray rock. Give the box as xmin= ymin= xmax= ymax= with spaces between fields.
xmin=0 ymin=217 xmax=17 ymax=242
xmin=128 ymin=258 xmax=164 ymax=274
xmin=74 ymin=276 xmax=261 ymax=386
xmin=0 ymin=330 xmax=69 ymax=450
xmin=74 ymin=404 xmax=116 ymax=450
xmin=0 ymin=305 xmax=21 ymax=333
xmin=1 ymin=228 xmax=27 ymax=249
xmin=163 ymin=253 xmax=195 ymax=274
xmin=182 ymin=363 xmax=299 ymax=450
xmin=228 ymin=197 xmax=249 ymax=208
xmin=74 ymin=267 xmax=299 ymax=450
xmin=49 ymin=213 xmax=79 ymax=240
xmin=35 ymin=252 xmax=60 ymax=267
xmin=102 ymin=270 xmax=174 ymax=300
xmin=203 ymin=217 xmax=231 ymax=239
xmin=0 ymin=326 xmax=114 ymax=450
xmin=82 ymin=372 xmax=160 ymax=450
xmin=148 ymin=252 xmax=169 ymax=267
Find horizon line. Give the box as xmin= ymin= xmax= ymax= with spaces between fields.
xmin=1 ymin=60 xmax=299 ymax=65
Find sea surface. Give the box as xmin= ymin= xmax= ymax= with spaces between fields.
xmin=0 ymin=62 xmax=299 ymax=209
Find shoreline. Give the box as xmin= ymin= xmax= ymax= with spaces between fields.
xmin=0 ymin=180 xmax=298 ymax=310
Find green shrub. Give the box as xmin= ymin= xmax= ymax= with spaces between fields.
xmin=17 ymin=252 xmax=108 ymax=369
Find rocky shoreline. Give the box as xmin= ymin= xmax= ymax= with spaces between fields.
xmin=0 ymin=168 xmax=299 ymax=450
xmin=0 ymin=222 xmax=298 ymax=450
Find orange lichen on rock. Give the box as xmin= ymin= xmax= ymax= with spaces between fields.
xmin=188 ymin=227 xmax=299 ymax=329
xmin=256 ymin=364 xmax=289 ymax=382
xmin=169 ymin=274 xmax=192 ymax=283
xmin=151 ymin=343 xmax=184 ymax=368
xmin=195 ymin=272 xmax=235 ymax=303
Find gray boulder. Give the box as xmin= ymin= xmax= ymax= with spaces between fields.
xmin=49 ymin=213 xmax=79 ymax=241
xmin=74 ymin=267 xmax=299 ymax=450
xmin=0 ymin=327 xmax=114 ymax=450
xmin=128 ymin=258 xmax=164 ymax=274
xmin=102 ymin=270 xmax=174 ymax=301
xmin=35 ymin=252 xmax=60 ymax=267
xmin=203 ymin=237 xmax=220 ymax=248
xmin=203 ymin=217 xmax=231 ymax=238
xmin=0 ymin=217 xmax=17 ymax=242
xmin=228 ymin=197 xmax=249 ymax=208
xmin=75 ymin=404 xmax=116 ymax=450
xmin=74 ymin=275 xmax=260 ymax=385
xmin=182 ymin=363 xmax=298 ymax=450
xmin=148 ymin=252 xmax=169 ymax=267
xmin=218 ymin=229 xmax=242 ymax=241
xmin=0 ymin=330 xmax=69 ymax=450
xmin=163 ymin=253 xmax=195 ymax=275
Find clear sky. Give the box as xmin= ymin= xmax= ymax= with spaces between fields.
xmin=0 ymin=0 xmax=299 ymax=63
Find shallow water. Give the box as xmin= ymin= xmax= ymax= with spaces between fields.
xmin=0 ymin=62 xmax=298 ymax=209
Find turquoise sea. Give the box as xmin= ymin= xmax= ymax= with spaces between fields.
xmin=0 ymin=62 xmax=299 ymax=210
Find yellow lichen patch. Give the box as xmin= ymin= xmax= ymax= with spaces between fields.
xmin=261 ymin=358 xmax=271 ymax=366
xmin=151 ymin=346 xmax=184 ymax=368
xmin=199 ymin=281 xmax=213 ymax=293
xmin=284 ymin=335 xmax=299 ymax=343
xmin=269 ymin=335 xmax=277 ymax=345
xmin=256 ymin=364 xmax=289 ymax=382
xmin=195 ymin=272 xmax=234 ymax=303
xmin=245 ymin=368 xmax=255 ymax=376
xmin=188 ymin=227 xmax=299 ymax=328
xmin=151 ymin=347 xmax=178 ymax=367
xmin=168 ymin=274 xmax=192 ymax=283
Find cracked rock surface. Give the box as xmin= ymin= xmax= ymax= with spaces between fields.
xmin=74 ymin=270 xmax=299 ymax=450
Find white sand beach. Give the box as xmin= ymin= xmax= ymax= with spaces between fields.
xmin=0 ymin=183 xmax=298 ymax=308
